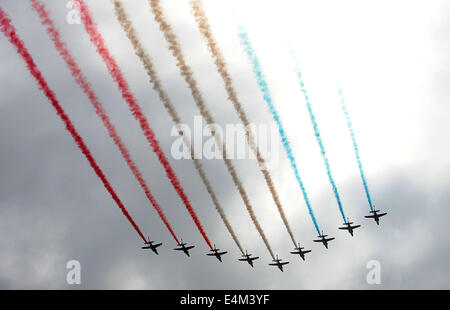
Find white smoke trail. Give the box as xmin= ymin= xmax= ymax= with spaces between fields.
xmin=148 ymin=0 xmax=275 ymax=259
xmin=190 ymin=0 xmax=298 ymax=247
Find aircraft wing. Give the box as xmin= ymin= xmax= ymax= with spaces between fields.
xmin=290 ymin=251 xmax=300 ymax=254
xmin=280 ymin=262 xmax=289 ymax=266
xmin=206 ymin=253 xmax=216 ymax=256
xmin=325 ymin=237 xmax=335 ymax=242
xmin=142 ymin=246 xmax=151 ymax=249
xmin=154 ymin=243 xmax=162 ymax=248
xmin=338 ymin=227 xmax=348 ymax=230
xmin=238 ymin=258 xmax=247 ymax=261
xmin=304 ymin=250 xmax=311 ymax=254
xmin=378 ymin=213 xmax=387 ymax=217
xmin=269 ymin=263 xmax=279 ymax=266
xmin=174 ymin=248 xmax=183 ymax=251
xmin=365 ymin=215 xmax=376 ymax=218
xmin=250 ymin=257 xmax=259 ymax=261
xmin=185 ymin=246 xmax=195 ymax=250
xmin=219 ymin=251 xmax=227 ymax=255
xmin=352 ymin=225 xmax=361 ymax=229
xmin=313 ymin=239 xmax=322 ymax=243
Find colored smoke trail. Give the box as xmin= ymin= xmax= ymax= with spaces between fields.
xmin=111 ymin=0 xmax=244 ymax=254
xmin=237 ymin=24 xmax=321 ymax=235
xmin=290 ymin=51 xmax=347 ymax=223
xmin=30 ymin=0 xmax=179 ymax=243
xmin=149 ymin=0 xmax=275 ymax=259
xmin=338 ymin=89 xmax=374 ymax=211
xmin=0 ymin=7 xmax=146 ymax=242
xmin=189 ymin=0 xmax=298 ymax=247
xmin=74 ymin=0 xmax=212 ymax=249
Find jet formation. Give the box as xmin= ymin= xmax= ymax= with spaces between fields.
xmin=142 ymin=210 xmax=386 ymax=271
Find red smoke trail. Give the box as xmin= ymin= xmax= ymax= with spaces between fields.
xmin=74 ymin=0 xmax=212 ymax=249
xmin=0 ymin=6 xmax=146 ymax=243
xmin=30 ymin=0 xmax=179 ymax=244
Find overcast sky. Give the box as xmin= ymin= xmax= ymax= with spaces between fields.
xmin=0 ymin=0 xmax=449 ymax=289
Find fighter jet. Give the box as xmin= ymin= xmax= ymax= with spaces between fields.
xmin=238 ymin=250 xmax=259 ymax=267
xmin=290 ymin=243 xmax=311 ymax=261
xmin=365 ymin=208 xmax=387 ymax=225
xmin=268 ymin=255 xmax=289 ymax=272
xmin=141 ymin=237 xmax=162 ymax=255
xmin=174 ymin=239 xmax=195 ymax=257
xmin=338 ymin=218 xmax=361 ymax=236
xmin=313 ymin=231 xmax=335 ymax=249
xmin=206 ymin=245 xmax=227 ymax=262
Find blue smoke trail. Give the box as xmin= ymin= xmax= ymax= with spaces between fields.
xmin=290 ymin=51 xmax=347 ymax=223
xmin=237 ymin=24 xmax=321 ymax=235
xmin=338 ymin=89 xmax=374 ymax=211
